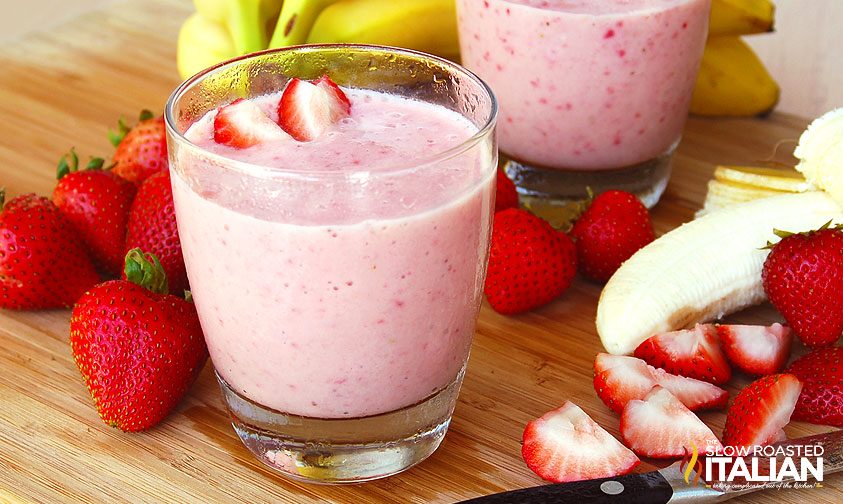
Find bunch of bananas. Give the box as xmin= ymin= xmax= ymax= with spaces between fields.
xmin=691 ymin=0 xmax=779 ymax=117
xmin=177 ymin=0 xmax=458 ymax=79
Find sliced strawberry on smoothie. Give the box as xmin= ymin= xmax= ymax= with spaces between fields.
xmin=277 ymin=75 xmax=352 ymax=142
xmin=620 ymin=386 xmax=723 ymax=459
xmin=722 ymin=373 xmax=802 ymax=448
xmin=213 ymin=98 xmax=286 ymax=148
xmin=522 ymin=401 xmax=639 ymax=483
xmin=634 ymin=324 xmax=732 ymax=385
xmin=594 ymin=353 xmax=729 ymax=413
xmin=717 ymin=323 xmax=792 ymax=376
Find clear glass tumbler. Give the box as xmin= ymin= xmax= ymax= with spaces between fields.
xmin=164 ymin=45 xmax=497 ymax=483
xmin=457 ymin=0 xmax=711 ymax=208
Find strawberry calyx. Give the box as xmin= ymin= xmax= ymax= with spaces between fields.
xmin=0 ymin=187 xmax=5 ymax=208
xmin=57 ymin=148 xmax=107 ymax=180
xmin=764 ymin=220 xmax=841 ymax=248
xmin=109 ymin=109 xmax=156 ymax=147
xmin=124 ymin=248 xmax=169 ymax=295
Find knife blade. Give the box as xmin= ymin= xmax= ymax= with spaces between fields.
xmin=458 ymin=430 xmax=842 ymax=504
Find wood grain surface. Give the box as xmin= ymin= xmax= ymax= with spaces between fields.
xmin=0 ymin=0 xmax=840 ymax=502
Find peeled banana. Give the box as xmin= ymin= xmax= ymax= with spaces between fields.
xmin=795 ymin=108 xmax=843 ymax=208
xmin=597 ymin=192 xmax=843 ymax=355
xmin=690 ymin=36 xmax=779 ymax=117
xmin=708 ymin=0 xmax=774 ymax=37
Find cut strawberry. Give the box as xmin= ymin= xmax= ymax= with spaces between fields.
xmin=722 ymin=373 xmax=802 ymax=447
xmin=717 ymin=323 xmax=792 ymax=376
xmin=594 ymin=353 xmax=728 ymax=413
xmin=522 ymin=401 xmax=639 ymax=483
xmin=634 ymin=324 xmax=731 ymax=385
xmin=277 ymin=76 xmax=351 ymax=142
xmin=213 ymin=98 xmax=285 ymax=148
xmin=620 ymin=386 xmax=723 ymax=459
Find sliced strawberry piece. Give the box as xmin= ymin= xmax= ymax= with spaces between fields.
xmin=717 ymin=323 xmax=792 ymax=376
xmin=522 ymin=401 xmax=639 ymax=483
xmin=594 ymin=353 xmax=728 ymax=413
xmin=722 ymin=373 xmax=802 ymax=447
xmin=277 ymin=76 xmax=351 ymax=142
xmin=213 ymin=98 xmax=285 ymax=149
xmin=634 ymin=324 xmax=731 ymax=385
xmin=620 ymin=386 xmax=723 ymax=459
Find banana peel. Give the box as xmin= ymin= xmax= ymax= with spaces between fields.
xmin=708 ymin=0 xmax=774 ymax=36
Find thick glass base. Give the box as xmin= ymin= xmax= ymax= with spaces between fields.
xmin=503 ymin=142 xmax=677 ymax=210
xmin=216 ymin=368 xmax=465 ymax=484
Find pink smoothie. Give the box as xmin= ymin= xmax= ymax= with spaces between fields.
xmin=457 ymin=0 xmax=710 ymax=170
xmin=171 ymin=88 xmax=495 ymax=419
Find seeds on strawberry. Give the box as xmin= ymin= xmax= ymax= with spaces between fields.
xmin=484 ymin=208 xmax=577 ymax=315
xmin=594 ymin=353 xmax=728 ymax=413
xmin=522 ymin=401 xmax=639 ymax=483
xmin=570 ymin=190 xmax=654 ymax=282
xmin=213 ymin=98 xmax=286 ymax=148
xmin=717 ymin=323 xmax=792 ymax=376
xmin=620 ymin=386 xmax=723 ymax=459
xmin=277 ymin=76 xmax=351 ymax=142
xmin=762 ymin=223 xmax=843 ymax=349
xmin=722 ymin=373 xmax=802 ymax=448
xmin=634 ymin=324 xmax=731 ymax=385
xmin=494 ymin=169 xmax=518 ymax=213
xmin=785 ymin=347 xmax=843 ymax=427
xmin=70 ymin=249 xmax=207 ymax=432
xmin=111 ymin=110 xmax=169 ymax=186
xmin=0 ymin=191 xmax=100 ymax=310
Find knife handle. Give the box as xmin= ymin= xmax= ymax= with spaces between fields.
xmin=458 ymin=471 xmax=674 ymax=504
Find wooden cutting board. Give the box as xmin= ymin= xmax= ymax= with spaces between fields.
xmin=0 ymin=0 xmax=839 ymax=502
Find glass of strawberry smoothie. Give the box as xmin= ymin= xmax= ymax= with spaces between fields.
xmin=164 ymin=45 xmax=497 ymax=483
xmin=457 ymin=0 xmax=710 ymax=208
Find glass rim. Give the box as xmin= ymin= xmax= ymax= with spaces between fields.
xmin=494 ymin=0 xmax=702 ymax=16
xmin=164 ymin=44 xmax=498 ymax=180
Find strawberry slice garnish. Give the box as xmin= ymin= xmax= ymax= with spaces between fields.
xmin=277 ymin=75 xmax=351 ymax=142
xmin=634 ymin=323 xmax=732 ymax=385
xmin=213 ymin=98 xmax=285 ymax=148
xmin=594 ymin=353 xmax=729 ymax=413
xmin=785 ymin=347 xmax=843 ymax=427
xmin=620 ymin=386 xmax=723 ymax=459
xmin=717 ymin=323 xmax=792 ymax=376
xmin=722 ymin=373 xmax=802 ymax=447
xmin=522 ymin=401 xmax=639 ymax=483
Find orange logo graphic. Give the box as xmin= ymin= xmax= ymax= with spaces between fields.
xmin=680 ymin=441 xmax=704 ymax=486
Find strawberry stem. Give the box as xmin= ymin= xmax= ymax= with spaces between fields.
xmin=109 ymin=118 xmax=131 ymax=147
xmin=124 ymin=248 xmax=169 ymax=295
xmin=57 ymin=148 xmax=80 ymax=180
xmin=0 ymin=188 xmax=5 ymax=208
xmin=139 ymin=109 xmax=155 ymax=122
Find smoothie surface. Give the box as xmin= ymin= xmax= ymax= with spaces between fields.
xmin=503 ymin=0 xmax=696 ymax=15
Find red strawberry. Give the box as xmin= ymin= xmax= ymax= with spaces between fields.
xmin=620 ymin=386 xmax=723 ymax=458
xmin=277 ymin=75 xmax=351 ymax=141
xmin=111 ymin=110 xmax=169 ymax=186
xmin=522 ymin=401 xmax=639 ymax=483
xmin=722 ymin=373 xmax=802 ymax=447
xmin=124 ymin=170 xmax=188 ymax=294
xmin=213 ymin=98 xmax=286 ymax=148
xmin=52 ymin=150 xmax=136 ymax=275
xmin=0 ymin=191 xmax=100 ymax=309
xmin=593 ymin=353 xmax=728 ymax=413
xmin=785 ymin=347 xmax=843 ymax=427
xmin=762 ymin=223 xmax=843 ymax=348
xmin=70 ymin=249 xmax=207 ymax=431
xmin=495 ymin=169 xmax=518 ymax=213
xmin=717 ymin=323 xmax=792 ymax=376
xmin=484 ymin=208 xmax=577 ymax=314
xmin=634 ymin=324 xmax=731 ymax=385
xmin=570 ymin=190 xmax=655 ymax=282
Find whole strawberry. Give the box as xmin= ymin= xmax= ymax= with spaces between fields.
xmin=111 ymin=110 xmax=168 ymax=186
xmin=495 ymin=169 xmax=518 ymax=213
xmin=570 ymin=190 xmax=654 ymax=282
xmin=484 ymin=208 xmax=577 ymax=314
xmin=0 ymin=191 xmax=99 ymax=309
xmin=52 ymin=150 xmax=136 ymax=275
xmin=124 ymin=170 xmax=188 ymax=294
xmin=762 ymin=223 xmax=843 ymax=348
xmin=785 ymin=347 xmax=843 ymax=427
xmin=70 ymin=249 xmax=207 ymax=432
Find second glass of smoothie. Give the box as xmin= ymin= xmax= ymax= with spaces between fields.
xmin=165 ymin=46 xmax=497 ymax=483
xmin=458 ymin=0 xmax=711 ymax=207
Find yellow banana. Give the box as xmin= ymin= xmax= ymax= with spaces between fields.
xmin=306 ymin=0 xmax=459 ymax=61
xmin=177 ymin=13 xmax=238 ymax=79
xmin=708 ymin=0 xmax=774 ymax=37
xmin=268 ymin=0 xmax=344 ymax=48
xmin=690 ymin=36 xmax=779 ymax=117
